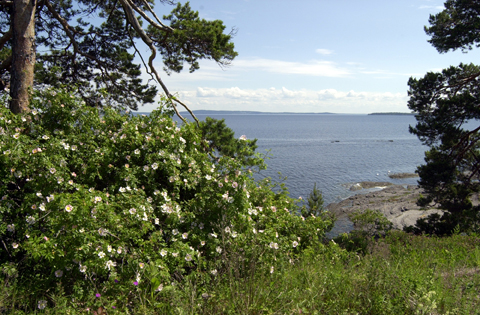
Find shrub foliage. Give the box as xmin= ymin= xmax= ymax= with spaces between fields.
xmin=0 ymin=89 xmax=333 ymax=310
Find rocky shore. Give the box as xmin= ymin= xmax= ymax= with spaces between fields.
xmin=327 ymin=183 xmax=444 ymax=230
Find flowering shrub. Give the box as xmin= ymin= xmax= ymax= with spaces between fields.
xmin=0 ymin=89 xmax=333 ymax=309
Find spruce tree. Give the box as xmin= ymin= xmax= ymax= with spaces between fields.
xmin=302 ymin=182 xmax=325 ymax=217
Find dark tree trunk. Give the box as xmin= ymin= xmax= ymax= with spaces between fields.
xmin=10 ymin=0 xmax=36 ymax=114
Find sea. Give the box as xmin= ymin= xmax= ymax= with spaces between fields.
xmin=146 ymin=112 xmax=427 ymax=235
xmin=187 ymin=113 xmax=427 ymax=236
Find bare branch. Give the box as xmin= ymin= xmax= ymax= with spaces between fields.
xmin=139 ymin=0 xmax=173 ymax=31
xmin=44 ymin=0 xmax=96 ymax=62
xmin=119 ymin=0 xmax=198 ymax=125
xmin=0 ymin=54 xmax=11 ymax=71
xmin=126 ymin=0 xmax=173 ymax=32
xmin=0 ymin=28 xmax=12 ymax=51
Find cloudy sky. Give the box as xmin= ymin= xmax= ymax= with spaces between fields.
xmin=141 ymin=0 xmax=480 ymax=113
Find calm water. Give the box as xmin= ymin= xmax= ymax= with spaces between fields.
xmin=193 ymin=114 xmax=426 ymax=201
xmin=174 ymin=113 xmax=428 ymax=235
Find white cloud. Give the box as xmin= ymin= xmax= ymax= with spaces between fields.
xmin=418 ymin=5 xmax=444 ymax=10
xmin=233 ymin=58 xmax=351 ymax=77
xmin=315 ymin=48 xmax=334 ymax=55
xmin=139 ymin=87 xmax=410 ymax=114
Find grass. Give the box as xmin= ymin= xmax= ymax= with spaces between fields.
xmin=2 ymin=232 xmax=480 ymax=314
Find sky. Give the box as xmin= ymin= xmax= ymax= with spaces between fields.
xmin=139 ymin=0 xmax=480 ymax=114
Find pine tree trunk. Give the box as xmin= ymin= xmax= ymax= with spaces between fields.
xmin=10 ymin=0 xmax=36 ymax=114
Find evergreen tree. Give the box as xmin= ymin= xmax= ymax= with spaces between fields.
xmin=0 ymin=1 xmax=237 ymax=114
xmin=408 ymin=0 xmax=480 ymax=233
xmin=302 ymin=182 xmax=325 ymax=217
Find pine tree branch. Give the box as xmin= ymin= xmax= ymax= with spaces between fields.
xmin=126 ymin=0 xmax=173 ymax=32
xmin=140 ymin=0 xmax=173 ymax=31
xmin=119 ymin=0 xmax=198 ymax=125
xmin=0 ymin=54 xmax=11 ymax=72
xmin=0 ymin=28 xmax=12 ymax=50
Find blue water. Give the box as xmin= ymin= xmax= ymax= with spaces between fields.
xmin=166 ymin=112 xmax=428 ymax=235
xmin=191 ymin=114 xmax=427 ymax=206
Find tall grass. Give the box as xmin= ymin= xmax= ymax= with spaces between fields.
xmin=2 ymin=232 xmax=480 ymax=314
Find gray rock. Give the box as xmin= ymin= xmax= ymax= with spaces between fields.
xmin=327 ymin=184 xmax=444 ymax=231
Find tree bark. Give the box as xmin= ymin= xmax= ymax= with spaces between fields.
xmin=10 ymin=0 xmax=36 ymax=114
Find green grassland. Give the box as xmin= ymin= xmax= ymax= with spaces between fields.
xmin=2 ymin=231 xmax=479 ymax=314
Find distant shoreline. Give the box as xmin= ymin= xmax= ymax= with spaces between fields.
xmin=368 ymin=112 xmax=414 ymax=116
xmin=181 ymin=110 xmax=336 ymax=115
xmin=135 ymin=110 xmax=415 ymax=116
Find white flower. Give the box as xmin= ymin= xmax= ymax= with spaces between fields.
xmin=185 ymin=254 xmax=193 ymax=261
xmin=39 ymin=203 xmax=46 ymax=211
xmin=205 ymin=174 xmax=212 ymax=180
xmin=293 ymin=241 xmax=299 ymax=248
xmin=42 ymin=135 xmax=49 ymax=140
xmin=156 ymin=284 xmax=164 ymax=292
xmin=129 ymin=208 xmax=136 ymax=215
xmin=107 ymin=245 xmax=112 ymax=252
xmin=200 ymin=241 xmax=206 ymax=246
xmin=182 ymin=232 xmax=188 ymax=239
xmin=216 ymin=246 xmax=222 ymax=254
xmin=38 ymin=300 xmax=47 ymax=309
xmin=210 ymin=232 xmax=217 ymax=238
xmin=105 ymin=260 xmax=116 ymax=271
xmin=210 ymin=269 xmax=217 ymax=276
xmin=134 ymin=149 xmax=140 ymax=155
xmin=225 ymin=227 xmax=231 ymax=234
xmin=160 ymin=249 xmax=167 ymax=257
xmin=26 ymin=216 xmax=35 ymax=224
xmin=270 ymin=266 xmax=274 ymax=274
xmin=46 ymin=195 xmax=54 ymax=203
xmin=269 ymin=242 xmax=279 ymax=249
xmin=79 ymin=265 xmax=87 ymax=273
xmin=117 ymin=247 xmax=123 ymax=254
xmin=65 ymin=204 xmax=73 ymax=212
xmin=239 ymin=135 xmax=247 ymax=140
xmin=98 ymin=251 xmax=106 ymax=258
xmin=231 ymin=231 xmax=238 ymax=238
xmin=98 ymin=228 xmax=107 ymax=236
xmin=12 ymin=242 xmax=19 ymax=249
xmin=172 ymin=229 xmax=179 ymax=235
xmin=7 ymin=224 xmax=14 ymax=232
xmin=55 ymin=270 xmax=63 ymax=277
xmin=94 ymin=196 xmax=102 ymax=203
xmin=172 ymin=252 xmax=178 ymax=257
xmin=119 ymin=187 xmax=126 ymax=193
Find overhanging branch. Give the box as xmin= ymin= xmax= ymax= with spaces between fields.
xmin=0 ymin=28 xmax=12 ymax=50
xmin=119 ymin=0 xmax=198 ymax=125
